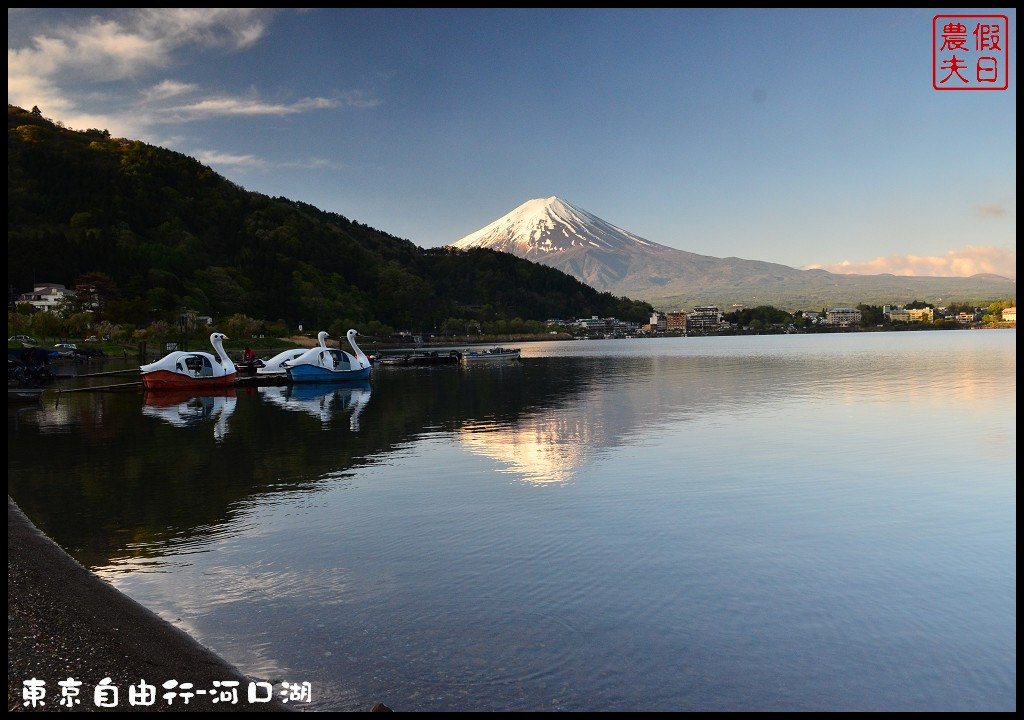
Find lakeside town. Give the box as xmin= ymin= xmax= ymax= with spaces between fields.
xmin=7 ymin=282 xmax=1017 ymax=353
xmin=629 ymin=302 xmax=1016 ymax=337
xmin=542 ymin=301 xmax=1015 ymax=339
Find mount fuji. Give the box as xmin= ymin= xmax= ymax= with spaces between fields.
xmin=451 ymin=197 xmax=1014 ymax=310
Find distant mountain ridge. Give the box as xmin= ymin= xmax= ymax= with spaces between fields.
xmin=452 ymin=197 xmax=1015 ymax=310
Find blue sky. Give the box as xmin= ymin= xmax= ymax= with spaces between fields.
xmin=8 ymin=8 xmax=1017 ymax=278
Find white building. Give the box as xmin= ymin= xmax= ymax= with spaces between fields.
xmin=1002 ymin=307 xmax=1016 ymax=323
xmin=18 ymin=283 xmax=76 ymax=312
xmin=826 ymin=307 xmax=862 ymax=326
xmin=650 ymin=312 xmax=667 ymax=332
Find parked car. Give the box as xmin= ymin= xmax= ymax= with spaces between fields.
xmin=8 ymin=335 xmax=36 ymax=343
xmin=54 ymin=343 xmax=78 ymax=352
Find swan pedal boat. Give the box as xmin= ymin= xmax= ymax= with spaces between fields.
xmin=284 ymin=329 xmax=371 ymax=383
xmin=140 ymin=332 xmax=236 ymax=390
xmin=256 ymin=331 xmax=330 ymax=377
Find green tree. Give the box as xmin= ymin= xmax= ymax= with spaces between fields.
xmin=357 ymin=320 xmax=395 ymax=339
xmin=29 ymin=311 xmax=62 ymax=342
xmin=8 ymin=308 xmax=35 ymax=338
xmin=984 ymin=300 xmax=1016 ymax=323
xmin=440 ymin=317 xmax=469 ymax=336
xmin=857 ymin=304 xmax=885 ymax=326
xmin=64 ymin=312 xmax=93 ymax=338
xmin=944 ymin=302 xmax=976 ymax=314
xmin=223 ymin=313 xmax=261 ymax=340
xmin=140 ymin=320 xmax=171 ymax=341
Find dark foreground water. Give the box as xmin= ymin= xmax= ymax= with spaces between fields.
xmin=8 ymin=331 xmax=1016 ymax=711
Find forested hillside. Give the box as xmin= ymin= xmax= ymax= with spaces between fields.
xmin=8 ymin=105 xmax=651 ymax=335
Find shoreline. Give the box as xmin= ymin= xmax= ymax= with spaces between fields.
xmin=7 ymin=496 xmax=291 ymax=713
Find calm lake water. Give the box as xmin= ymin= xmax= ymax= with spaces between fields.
xmin=7 ymin=331 xmax=1016 ymax=711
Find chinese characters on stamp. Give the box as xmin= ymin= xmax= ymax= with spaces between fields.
xmin=934 ymin=15 xmax=1009 ymax=90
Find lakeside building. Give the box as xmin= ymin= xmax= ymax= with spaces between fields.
xmin=574 ymin=316 xmax=638 ymax=337
xmin=826 ymin=307 xmax=862 ymax=326
xmin=883 ymin=306 xmax=932 ymax=323
xmin=1002 ymin=307 xmax=1016 ymax=323
xmin=884 ymin=306 xmax=911 ymax=322
xmin=957 ymin=311 xmax=983 ymax=324
xmin=17 ymin=283 xmax=76 ymax=312
xmin=687 ymin=306 xmax=722 ymax=332
xmin=612 ymin=319 xmax=637 ymax=336
xmin=576 ymin=316 xmax=608 ymax=333
xmin=666 ymin=311 xmax=687 ymax=332
xmin=650 ymin=312 xmax=667 ymax=332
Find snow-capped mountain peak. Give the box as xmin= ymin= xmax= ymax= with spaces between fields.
xmin=451 ymin=196 xmax=660 ymax=255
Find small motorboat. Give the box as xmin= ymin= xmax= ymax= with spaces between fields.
xmin=459 ymin=347 xmax=521 ymax=363
xmin=140 ymin=332 xmax=236 ymax=390
xmin=285 ymin=329 xmax=371 ymax=383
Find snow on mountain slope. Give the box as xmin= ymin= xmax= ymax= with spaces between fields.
xmin=452 ymin=196 xmax=662 ymax=255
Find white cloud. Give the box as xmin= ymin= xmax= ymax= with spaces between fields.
xmin=192 ymin=150 xmax=268 ymax=169
xmin=143 ymin=80 xmax=200 ymax=101
xmin=168 ymin=95 xmax=340 ymax=119
xmin=8 ymin=8 xmax=377 ymax=146
xmin=133 ymin=8 xmax=272 ymax=51
xmin=8 ymin=10 xmax=274 ymax=92
xmin=805 ymin=245 xmax=1017 ymax=280
xmin=7 ymin=9 xmax=282 ymax=134
xmin=192 ymin=150 xmax=341 ymax=173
